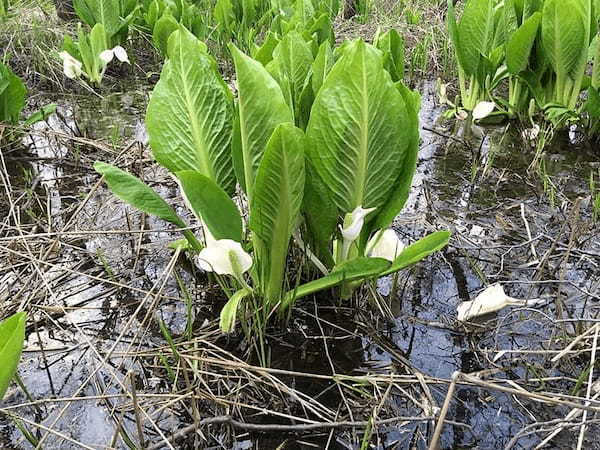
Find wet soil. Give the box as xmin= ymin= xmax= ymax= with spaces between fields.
xmin=1 ymin=82 xmax=599 ymax=449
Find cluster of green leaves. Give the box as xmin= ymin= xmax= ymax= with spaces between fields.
xmin=447 ymin=0 xmax=600 ymax=127
xmin=0 ymin=61 xmax=26 ymax=125
xmin=0 ymin=312 xmax=26 ymax=402
xmin=0 ymin=61 xmax=56 ymax=136
xmin=73 ymin=0 xmax=138 ymax=46
xmin=139 ymin=0 xmax=209 ymax=55
xmin=95 ymin=28 xmax=449 ymax=349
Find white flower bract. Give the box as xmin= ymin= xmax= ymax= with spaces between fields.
xmin=457 ymin=284 xmax=521 ymax=321
xmin=112 ymin=45 xmax=130 ymax=63
xmin=197 ymin=239 xmax=252 ymax=276
xmin=341 ymin=206 xmax=376 ymax=242
xmin=366 ymin=229 xmax=405 ymax=262
xmin=99 ymin=46 xmax=130 ymax=66
xmin=59 ymin=51 xmax=82 ymax=79
xmin=99 ymin=49 xmax=114 ymax=65
xmin=472 ymin=101 xmax=496 ymax=120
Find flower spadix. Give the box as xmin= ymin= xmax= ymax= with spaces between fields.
xmin=457 ymin=284 xmax=523 ymax=321
xmin=366 ymin=229 xmax=405 ymax=262
xmin=59 ymin=51 xmax=82 ymax=79
xmin=197 ymin=239 xmax=252 ymax=278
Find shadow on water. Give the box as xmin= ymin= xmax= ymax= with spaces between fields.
xmin=2 ymin=81 xmax=600 ymax=449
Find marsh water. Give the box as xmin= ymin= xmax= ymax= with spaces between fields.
xmin=1 ymin=81 xmax=599 ymax=449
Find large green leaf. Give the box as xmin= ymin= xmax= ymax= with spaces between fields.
xmin=93 ymin=162 xmax=203 ymax=249
xmin=371 ymin=82 xmax=421 ymax=232
xmin=374 ymin=28 xmax=405 ymax=82
xmin=94 ymin=162 xmax=185 ymax=227
xmin=268 ymin=31 xmax=314 ymax=125
xmin=74 ymin=0 xmax=122 ymax=37
xmin=0 ymin=62 xmax=26 ymax=124
xmin=0 ymin=312 xmax=26 ymax=401
xmin=175 ymin=170 xmax=243 ymax=242
xmin=541 ymin=0 xmax=590 ymax=106
xmin=382 ymin=231 xmax=451 ymax=276
xmin=282 ymin=257 xmax=390 ymax=307
xmin=302 ymin=159 xmax=337 ymax=268
xmin=250 ymin=123 xmax=305 ymax=304
xmin=457 ymin=0 xmax=495 ymax=76
xmin=306 ymin=40 xmax=409 ymax=214
xmin=146 ymin=30 xmax=235 ymax=193
xmin=152 ymin=13 xmax=179 ymax=56
xmin=506 ymin=12 xmax=541 ymax=74
xmin=229 ymin=44 xmax=293 ymax=198
xmin=311 ymin=41 xmax=334 ymax=94
xmin=542 ymin=0 xmax=588 ymax=78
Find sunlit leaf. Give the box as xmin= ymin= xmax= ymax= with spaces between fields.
xmin=147 ymin=30 xmax=235 ymax=193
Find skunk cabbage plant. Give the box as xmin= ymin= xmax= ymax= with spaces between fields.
xmin=94 ymin=29 xmax=450 ymax=343
xmin=73 ymin=0 xmax=138 ymax=46
xmin=61 ymin=23 xmax=130 ymax=85
xmin=447 ymin=0 xmax=599 ymax=126
xmin=0 ymin=62 xmax=56 ymax=135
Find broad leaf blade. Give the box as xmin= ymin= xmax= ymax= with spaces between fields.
xmin=506 ymin=12 xmax=541 ymax=74
xmin=0 ymin=62 xmax=26 ymax=124
xmin=311 ymin=41 xmax=334 ymax=94
xmin=176 ymin=170 xmax=243 ymax=242
xmin=302 ymin=160 xmax=337 ymax=268
xmin=306 ymin=40 xmax=409 ymax=214
xmin=0 ymin=312 xmax=26 ymax=401
xmin=283 ymin=257 xmax=390 ymax=306
xmin=541 ymin=0 xmax=588 ymax=80
xmin=269 ymin=31 xmax=314 ymax=124
xmin=371 ymin=82 xmax=421 ymax=231
xmin=457 ymin=0 xmax=495 ymax=75
xmin=146 ymin=30 xmax=235 ymax=193
xmin=94 ymin=162 xmax=186 ymax=228
xmin=152 ymin=13 xmax=179 ymax=56
xmin=229 ymin=44 xmax=293 ymax=199
xmin=382 ymin=231 xmax=451 ymax=276
xmin=250 ymin=123 xmax=305 ymax=303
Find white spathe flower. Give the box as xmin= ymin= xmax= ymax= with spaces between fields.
xmin=59 ymin=51 xmax=82 ymax=79
xmin=197 ymin=239 xmax=252 ymax=276
xmin=340 ymin=206 xmax=376 ymax=242
xmin=99 ymin=49 xmax=114 ymax=65
xmin=472 ymin=101 xmax=496 ymax=120
xmin=112 ymin=45 xmax=130 ymax=63
xmin=366 ymin=229 xmax=405 ymax=262
xmin=457 ymin=284 xmax=522 ymax=321
xmin=99 ymin=46 xmax=130 ymax=66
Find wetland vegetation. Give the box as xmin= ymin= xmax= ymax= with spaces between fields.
xmin=1 ymin=0 xmax=599 ymax=448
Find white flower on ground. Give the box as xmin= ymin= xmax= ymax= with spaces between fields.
xmin=59 ymin=51 xmax=82 ymax=79
xmin=472 ymin=101 xmax=496 ymax=120
xmin=457 ymin=284 xmax=522 ymax=321
xmin=366 ymin=229 xmax=405 ymax=262
xmin=341 ymin=206 xmax=376 ymax=241
xmin=197 ymin=239 xmax=252 ymax=276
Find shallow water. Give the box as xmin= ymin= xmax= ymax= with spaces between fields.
xmin=1 ymin=82 xmax=600 ymax=449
